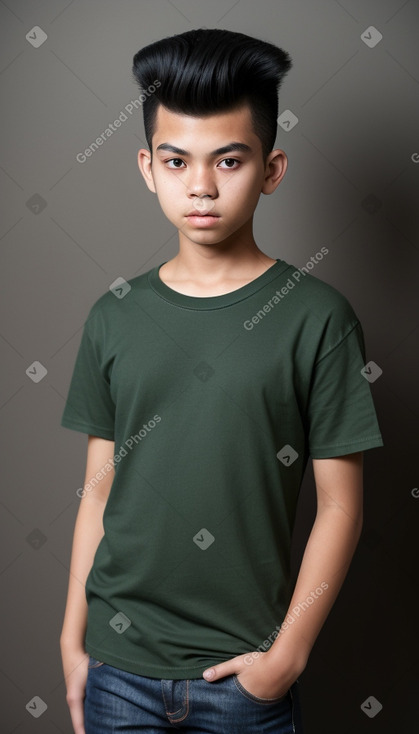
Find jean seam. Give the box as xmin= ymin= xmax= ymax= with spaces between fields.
xmin=232 ymin=674 xmax=287 ymax=705
xmin=161 ymin=679 xmax=190 ymax=723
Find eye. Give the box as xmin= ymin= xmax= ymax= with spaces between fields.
xmin=218 ymin=158 xmax=241 ymax=169
xmin=166 ymin=158 xmax=186 ymax=168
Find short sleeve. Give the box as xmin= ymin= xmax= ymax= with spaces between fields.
xmin=60 ymin=311 xmax=115 ymax=440
xmin=307 ymin=321 xmax=384 ymax=458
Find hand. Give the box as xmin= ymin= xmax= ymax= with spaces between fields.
xmin=60 ymin=644 xmax=89 ymax=734
xmin=203 ymin=648 xmax=303 ymax=700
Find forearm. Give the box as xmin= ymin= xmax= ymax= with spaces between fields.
xmin=269 ymin=504 xmax=363 ymax=667
xmin=202 ymin=455 xmax=364 ymax=698
xmin=60 ymin=496 xmax=106 ymax=650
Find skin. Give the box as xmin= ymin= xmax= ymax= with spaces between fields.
xmin=60 ymin=436 xmax=115 ymax=734
xmin=137 ymin=102 xmax=287 ymax=294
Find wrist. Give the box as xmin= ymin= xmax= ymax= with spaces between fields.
xmin=267 ymin=634 xmax=310 ymax=675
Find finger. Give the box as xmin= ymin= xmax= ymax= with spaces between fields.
xmin=203 ymin=658 xmax=240 ymax=681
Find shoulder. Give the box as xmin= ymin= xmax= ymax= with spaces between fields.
xmin=291 ymin=265 xmax=357 ymax=319
xmin=281 ymin=259 xmax=359 ymax=319
xmin=279 ymin=260 xmax=363 ymax=357
xmin=83 ymin=269 xmax=152 ymax=327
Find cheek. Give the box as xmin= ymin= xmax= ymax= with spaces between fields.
xmin=220 ymin=177 xmax=260 ymax=218
xmin=222 ymin=172 xmax=261 ymax=209
xmin=154 ymin=176 xmax=184 ymax=209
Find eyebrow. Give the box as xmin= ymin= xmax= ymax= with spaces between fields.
xmin=155 ymin=142 xmax=253 ymax=157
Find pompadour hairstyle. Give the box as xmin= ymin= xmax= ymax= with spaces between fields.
xmin=131 ymin=28 xmax=292 ymax=161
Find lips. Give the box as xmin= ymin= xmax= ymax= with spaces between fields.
xmin=185 ymin=212 xmax=220 ymax=227
xmin=186 ymin=212 xmax=219 ymax=217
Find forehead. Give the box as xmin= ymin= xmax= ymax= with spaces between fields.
xmin=153 ymin=103 xmax=259 ymax=151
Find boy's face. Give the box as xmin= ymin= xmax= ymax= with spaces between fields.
xmin=137 ymin=102 xmax=287 ymax=249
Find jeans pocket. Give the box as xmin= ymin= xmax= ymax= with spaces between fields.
xmin=87 ymin=654 xmax=105 ymax=669
xmin=232 ymin=674 xmax=288 ymax=705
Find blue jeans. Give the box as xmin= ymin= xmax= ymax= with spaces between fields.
xmin=84 ymin=655 xmax=304 ymax=733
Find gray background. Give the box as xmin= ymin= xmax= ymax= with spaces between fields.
xmin=1 ymin=0 xmax=418 ymax=731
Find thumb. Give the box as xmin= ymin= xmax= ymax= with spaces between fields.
xmin=203 ymin=655 xmax=243 ymax=682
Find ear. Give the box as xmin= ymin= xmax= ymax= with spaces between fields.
xmin=261 ymin=149 xmax=288 ymax=195
xmin=137 ymin=148 xmax=156 ymax=193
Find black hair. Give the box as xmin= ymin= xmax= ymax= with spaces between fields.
xmin=131 ymin=28 xmax=292 ymax=162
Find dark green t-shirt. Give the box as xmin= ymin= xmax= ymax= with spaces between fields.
xmin=61 ymin=258 xmax=384 ymax=679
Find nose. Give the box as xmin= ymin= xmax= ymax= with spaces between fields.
xmin=186 ymin=165 xmax=218 ymax=200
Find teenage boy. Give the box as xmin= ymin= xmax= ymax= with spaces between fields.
xmin=60 ymin=28 xmax=384 ymax=734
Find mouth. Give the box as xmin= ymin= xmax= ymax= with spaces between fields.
xmin=185 ymin=213 xmax=221 ymax=227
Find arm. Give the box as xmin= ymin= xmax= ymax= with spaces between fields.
xmin=60 ymin=435 xmax=115 ymax=734
xmin=267 ymin=451 xmax=363 ymax=669
xmin=203 ymin=452 xmax=364 ymax=698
